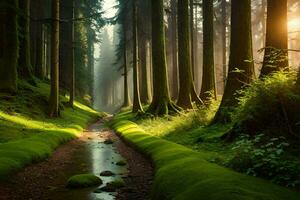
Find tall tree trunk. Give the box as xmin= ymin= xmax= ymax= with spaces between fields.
xmin=221 ymin=0 xmax=227 ymax=89
xmin=190 ymin=0 xmax=195 ymax=77
xmin=200 ymin=0 xmax=216 ymax=101
xmin=69 ymin=1 xmax=75 ymax=107
xmin=0 ymin=0 xmax=18 ymax=93
xmin=177 ymin=0 xmax=202 ymax=109
xmin=87 ymin=29 xmax=95 ymax=102
xmin=34 ymin=1 xmax=45 ymax=79
xmin=48 ymin=0 xmax=60 ymax=117
xmin=139 ymin=37 xmax=152 ymax=104
xmin=132 ymin=0 xmax=143 ymax=113
xmin=260 ymin=0 xmax=288 ymax=77
xmin=18 ymin=0 xmax=33 ymax=79
xmin=213 ymin=0 xmax=254 ymax=123
xmin=123 ymin=29 xmax=131 ymax=107
xmin=147 ymin=0 xmax=179 ymax=115
xmin=170 ymin=0 xmax=178 ymax=99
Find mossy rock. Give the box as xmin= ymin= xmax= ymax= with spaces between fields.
xmin=67 ymin=174 xmax=103 ymax=188
xmin=100 ymin=170 xmax=115 ymax=177
xmin=116 ymin=160 xmax=127 ymax=166
xmin=104 ymin=139 xmax=114 ymax=144
xmin=98 ymin=178 xmax=125 ymax=192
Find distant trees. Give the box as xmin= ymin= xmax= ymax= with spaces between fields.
xmin=148 ymin=0 xmax=179 ymax=115
xmin=260 ymin=0 xmax=288 ymax=77
xmin=213 ymin=0 xmax=255 ymax=123
xmin=177 ymin=0 xmax=202 ymax=109
xmin=200 ymin=0 xmax=216 ymax=102
xmin=0 ymin=0 xmax=19 ymax=93
xmin=48 ymin=0 xmax=60 ymax=117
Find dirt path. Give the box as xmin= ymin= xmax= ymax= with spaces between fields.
xmin=0 ymin=120 xmax=154 ymax=200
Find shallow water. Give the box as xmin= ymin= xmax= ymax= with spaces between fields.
xmin=46 ymin=122 xmax=128 ymax=200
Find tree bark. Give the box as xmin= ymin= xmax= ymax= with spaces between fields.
xmin=18 ymin=0 xmax=33 ymax=79
xmin=170 ymin=0 xmax=178 ymax=99
xmin=200 ymin=0 xmax=216 ymax=102
xmin=48 ymin=0 xmax=60 ymax=117
xmin=260 ymin=0 xmax=288 ymax=77
xmin=0 ymin=0 xmax=18 ymax=93
xmin=147 ymin=0 xmax=179 ymax=115
xmin=213 ymin=0 xmax=255 ymax=123
xmin=87 ymin=29 xmax=95 ymax=103
xmin=190 ymin=0 xmax=195 ymax=77
xmin=221 ymin=0 xmax=227 ymax=90
xmin=123 ymin=30 xmax=131 ymax=107
xmin=177 ymin=0 xmax=202 ymax=109
xmin=132 ymin=0 xmax=143 ymax=113
xmin=68 ymin=0 xmax=75 ymax=107
xmin=34 ymin=1 xmax=45 ymax=79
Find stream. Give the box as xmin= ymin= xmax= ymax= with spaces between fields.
xmin=46 ymin=121 xmax=128 ymax=200
xmin=0 ymin=120 xmax=153 ymax=200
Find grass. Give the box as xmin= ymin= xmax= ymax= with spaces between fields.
xmin=0 ymin=79 xmax=103 ymax=180
xmin=67 ymin=174 xmax=103 ymax=188
xmin=113 ymin=109 xmax=232 ymax=163
xmin=111 ymin=119 xmax=300 ymax=200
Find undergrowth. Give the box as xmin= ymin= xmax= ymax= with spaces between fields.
xmin=232 ymin=71 xmax=300 ymax=138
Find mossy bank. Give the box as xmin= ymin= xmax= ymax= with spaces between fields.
xmin=0 ymin=80 xmax=103 ymax=180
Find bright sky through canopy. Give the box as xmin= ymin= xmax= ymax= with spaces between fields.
xmin=288 ymin=18 xmax=300 ymax=32
xmin=103 ymin=0 xmax=117 ymax=18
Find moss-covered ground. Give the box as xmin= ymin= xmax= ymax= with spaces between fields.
xmin=111 ymin=110 xmax=300 ymax=199
xmin=0 ymin=80 xmax=103 ymax=180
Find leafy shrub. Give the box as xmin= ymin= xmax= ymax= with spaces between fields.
xmin=232 ymin=71 xmax=300 ymax=138
xmin=228 ymin=134 xmax=300 ymax=187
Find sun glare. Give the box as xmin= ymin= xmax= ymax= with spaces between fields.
xmin=288 ymin=18 xmax=300 ymax=31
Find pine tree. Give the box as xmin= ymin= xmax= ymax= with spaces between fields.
xmin=260 ymin=0 xmax=288 ymax=77
xmin=200 ymin=0 xmax=216 ymax=102
xmin=213 ymin=0 xmax=255 ymax=123
xmin=177 ymin=0 xmax=202 ymax=109
xmin=48 ymin=0 xmax=60 ymax=117
xmin=18 ymin=0 xmax=33 ymax=79
xmin=132 ymin=0 xmax=144 ymax=113
xmin=147 ymin=0 xmax=179 ymax=115
xmin=0 ymin=0 xmax=18 ymax=93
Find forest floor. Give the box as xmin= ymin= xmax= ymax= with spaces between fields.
xmin=0 ymin=119 xmax=153 ymax=200
xmin=0 ymin=80 xmax=153 ymax=200
xmin=111 ymin=109 xmax=300 ymax=199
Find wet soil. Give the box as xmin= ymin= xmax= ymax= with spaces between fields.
xmin=0 ymin=120 xmax=154 ymax=200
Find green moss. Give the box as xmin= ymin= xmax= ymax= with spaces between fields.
xmin=108 ymin=178 xmax=125 ymax=188
xmin=67 ymin=174 xmax=103 ymax=188
xmin=111 ymin=120 xmax=300 ymax=200
xmin=116 ymin=160 xmax=127 ymax=166
xmin=0 ymin=80 xmax=103 ymax=180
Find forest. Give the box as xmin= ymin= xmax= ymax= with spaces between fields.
xmin=0 ymin=0 xmax=300 ymax=199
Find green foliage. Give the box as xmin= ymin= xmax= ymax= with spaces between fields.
xmin=0 ymin=80 xmax=101 ymax=180
xmin=111 ymin=120 xmax=300 ymax=200
xmin=232 ymin=71 xmax=300 ymax=137
xmin=228 ymin=134 xmax=300 ymax=187
xmin=67 ymin=174 xmax=103 ymax=188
